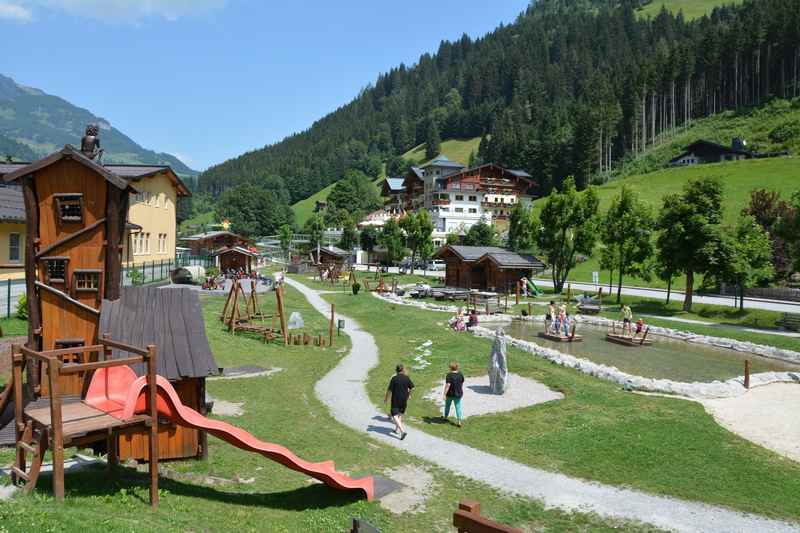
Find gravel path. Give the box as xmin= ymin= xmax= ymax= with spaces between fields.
xmin=286 ymin=277 xmax=800 ymax=533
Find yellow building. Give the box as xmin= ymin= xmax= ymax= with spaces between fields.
xmin=0 ymin=162 xmax=190 ymax=276
xmin=0 ymin=184 xmax=26 ymax=280
xmin=116 ymin=165 xmax=191 ymax=266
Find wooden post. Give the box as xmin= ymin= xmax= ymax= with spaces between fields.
xmin=12 ymin=345 xmax=24 ymax=479
xmin=21 ymin=177 xmax=42 ymax=391
xmin=639 ymin=327 xmax=650 ymax=345
xmin=515 ymin=282 xmax=520 ymax=305
xmin=744 ymin=359 xmax=751 ymax=389
xmin=275 ymin=285 xmax=289 ymax=346
xmin=527 ymin=302 xmax=532 ymax=316
xmin=107 ymin=429 xmax=118 ymax=476
xmin=329 ymin=304 xmax=335 ymax=347
xmin=48 ymin=357 xmax=65 ymax=502
xmin=318 ymin=334 xmax=323 ymax=347
xmin=146 ymin=344 xmax=159 ymax=510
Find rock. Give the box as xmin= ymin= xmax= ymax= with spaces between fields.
xmin=488 ymin=328 xmax=509 ymax=394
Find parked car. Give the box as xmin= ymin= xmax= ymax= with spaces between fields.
xmin=426 ymin=260 xmax=446 ymax=271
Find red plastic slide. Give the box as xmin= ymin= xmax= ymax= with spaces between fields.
xmin=85 ymin=366 xmax=374 ymax=501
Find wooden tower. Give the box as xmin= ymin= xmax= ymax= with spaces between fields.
xmin=4 ymin=146 xmax=129 ymax=396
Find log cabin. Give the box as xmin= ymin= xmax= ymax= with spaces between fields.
xmin=433 ymin=245 xmax=545 ymax=292
xmin=212 ymin=245 xmax=259 ymax=274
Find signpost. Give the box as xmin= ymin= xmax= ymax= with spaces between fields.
xmin=592 ymin=271 xmax=599 ymax=286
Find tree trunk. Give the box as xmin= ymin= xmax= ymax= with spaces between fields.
xmin=616 ymin=257 xmax=624 ymax=304
xmin=666 ymin=275 xmax=672 ymax=305
xmin=683 ymin=270 xmax=694 ymax=311
xmin=739 ymin=283 xmax=745 ymax=311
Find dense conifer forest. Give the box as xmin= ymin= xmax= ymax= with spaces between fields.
xmin=197 ymin=0 xmax=800 ymax=204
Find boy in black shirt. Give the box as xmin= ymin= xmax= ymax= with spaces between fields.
xmin=385 ymin=364 xmax=414 ymax=440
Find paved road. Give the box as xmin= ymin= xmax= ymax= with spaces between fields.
xmin=286 ymin=276 xmax=800 ymax=533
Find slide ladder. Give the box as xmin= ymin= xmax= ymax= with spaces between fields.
xmin=86 ymin=367 xmax=374 ymax=501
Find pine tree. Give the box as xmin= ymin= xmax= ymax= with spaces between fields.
xmin=425 ymin=119 xmax=442 ymax=160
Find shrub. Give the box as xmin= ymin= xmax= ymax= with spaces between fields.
xmin=129 ymin=268 xmax=145 ymax=286
xmin=352 ymin=282 xmax=361 ymax=295
xmin=16 ymin=293 xmax=27 ymax=320
xmin=206 ymin=266 xmax=220 ymax=278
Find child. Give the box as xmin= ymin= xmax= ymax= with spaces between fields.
xmin=384 ymin=364 xmax=414 ymax=440
xmin=562 ymin=312 xmax=571 ymax=337
xmin=634 ymin=318 xmax=645 ymax=338
xmin=442 ymin=361 xmax=465 ymax=427
xmin=546 ymin=301 xmax=556 ymax=333
xmin=621 ymin=304 xmax=633 ymax=336
xmin=466 ymin=309 xmax=479 ymax=331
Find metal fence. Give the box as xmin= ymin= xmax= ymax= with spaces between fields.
xmin=0 ymin=255 xmax=215 ymax=318
xmin=720 ymin=284 xmax=800 ymax=303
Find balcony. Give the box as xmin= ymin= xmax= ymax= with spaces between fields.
xmin=432 ymin=198 xmax=450 ymax=206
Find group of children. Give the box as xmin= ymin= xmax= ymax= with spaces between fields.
xmin=450 ymin=308 xmax=479 ymax=332
xmin=544 ymin=301 xmax=574 ymax=337
xmin=620 ymin=304 xmax=647 ymax=338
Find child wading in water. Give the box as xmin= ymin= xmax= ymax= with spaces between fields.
xmin=385 ymin=364 xmax=414 ymax=440
xmin=442 ymin=361 xmax=465 ymax=427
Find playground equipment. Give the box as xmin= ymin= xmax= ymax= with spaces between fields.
xmin=525 ymin=278 xmax=543 ymax=297
xmin=220 ymin=278 xmax=289 ymax=344
xmin=8 ymin=341 xmax=374 ymax=506
xmin=606 ymin=322 xmax=652 ymax=346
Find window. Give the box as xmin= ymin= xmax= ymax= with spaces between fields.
xmin=469 ymin=208 xmax=477 ymax=214
xmin=9 ymin=233 xmax=20 ymax=262
xmin=55 ymin=194 xmax=83 ymax=223
xmin=455 ymin=207 xmax=464 ymax=213
xmin=468 ymin=195 xmax=477 ymax=202
xmin=158 ymin=233 xmax=167 ymax=254
xmin=144 ymin=233 xmax=151 ymax=254
xmin=455 ymin=195 xmax=464 ymax=201
xmin=43 ymin=257 xmax=68 ymax=284
xmin=55 ymin=339 xmax=84 ymax=349
xmin=74 ymin=270 xmax=100 ymax=292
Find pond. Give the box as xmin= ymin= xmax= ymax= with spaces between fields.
xmin=504 ymin=320 xmax=800 ymax=382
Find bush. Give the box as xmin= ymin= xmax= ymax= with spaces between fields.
xmin=206 ymin=266 xmax=220 ymax=278
xmin=129 ymin=268 xmax=145 ymax=286
xmin=16 ymin=293 xmax=27 ymax=320
xmin=352 ymin=282 xmax=361 ymax=295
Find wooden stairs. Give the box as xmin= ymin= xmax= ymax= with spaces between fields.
xmin=11 ymin=420 xmax=48 ymax=494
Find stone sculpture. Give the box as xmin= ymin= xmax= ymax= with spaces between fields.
xmin=488 ymin=328 xmax=508 ymax=394
xmin=80 ymin=124 xmax=104 ymax=161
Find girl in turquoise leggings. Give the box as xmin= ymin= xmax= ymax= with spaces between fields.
xmin=443 ymin=361 xmax=465 ymax=427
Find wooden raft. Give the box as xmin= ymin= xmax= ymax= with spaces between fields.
xmin=537 ymin=332 xmax=583 ymax=342
xmin=605 ymin=332 xmax=652 ymax=347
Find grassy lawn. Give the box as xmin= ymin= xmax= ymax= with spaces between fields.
xmin=0 ymin=284 xmax=646 ymax=532
xmin=310 ymin=283 xmax=800 ymax=521
xmin=402 ymin=137 xmax=481 ymax=167
xmin=637 ymin=0 xmax=742 ymax=20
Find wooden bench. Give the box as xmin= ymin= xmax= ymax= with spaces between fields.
xmin=781 ymin=313 xmax=800 ymax=332
xmin=453 ymin=500 xmax=523 ymax=533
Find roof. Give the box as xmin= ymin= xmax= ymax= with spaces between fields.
xmin=507 ymin=169 xmax=532 ymax=178
xmin=212 ymin=245 xmax=259 ymax=257
xmin=0 ymin=185 xmax=25 ymax=222
xmin=181 ymin=230 xmax=245 ymax=242
xmin=670 ymin=139 xmax=753 ymax=163
xmin=384 ymin=177 xmax=405 ymax=192
xmin=434 ymin=245 xmax=507 ymax=262
xmin=318 ymin=245 xmax=348 ymax=257
xmin=478 ymin=251 xmax=546 ymax=270
xmin=0 ymin=146 xmax=190 ymax=196
xmin=423 ymin=155 xmax=465 ymax=169
xmin=98 ymin=286 xmax=219 ymax=380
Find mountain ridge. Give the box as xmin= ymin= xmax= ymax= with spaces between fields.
xmin=0 ymin=73 xmax=197 ymax=177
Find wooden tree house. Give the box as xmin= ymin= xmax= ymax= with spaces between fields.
xmin=4 ymin=144 xmax=218 ymax=462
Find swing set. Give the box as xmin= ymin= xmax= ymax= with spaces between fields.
xmin=219 ymin=278 xmax=289 ymax=345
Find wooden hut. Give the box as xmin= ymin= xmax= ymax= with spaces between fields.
xmin=212 ymin=245 xmax=259 ymax=274
xmin=433 ymin=245 xmax=545 ymax=292
xmin=98 ymin=286 xmax=218 ymax=460
xmin=181 ymin=230 xmax=251 ymax=256
xmin=312 ymin=245 xmax=349 ymax=266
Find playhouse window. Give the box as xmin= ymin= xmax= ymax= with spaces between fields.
xmin=74 ymin=270 xmax=100 ymax=292
xmin=8 ymin=233 xmax=20 ymax=262
xmin=43 ymin=257 xmax=68 ymax=284
xmin=55 ymin=194 xmax=83 ymax=223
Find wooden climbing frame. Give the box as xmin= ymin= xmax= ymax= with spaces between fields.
xmin=220 ymin=278 xmax=289 ymax=345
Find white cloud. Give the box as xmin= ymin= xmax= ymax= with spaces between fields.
xmin=18 ymin=0 xmax=225 ymax=22
xmin=0 ymin=2 xmax=33 ymax=22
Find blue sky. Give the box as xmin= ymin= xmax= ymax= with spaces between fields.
xmin=1 ymin=0 xmax=528 ymax=171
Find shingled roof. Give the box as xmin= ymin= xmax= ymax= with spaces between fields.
xmin=478 ymin=251 xmax=546 ymax=270
xmin=98 ymin=286 xmax=219 ymax=380
xmin=0 ymin=185 xmax=25 ymax=222
xmin=435 ymin=245 xmax=507 ymax=262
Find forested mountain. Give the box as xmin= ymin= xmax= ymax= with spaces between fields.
xmin=198 ymin=0 xmax=800 ymax=205
xmin=0 ymin=74 xmax=197 ymax=176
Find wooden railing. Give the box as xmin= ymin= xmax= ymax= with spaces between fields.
xmin=12 ymin=335 xmax=159 ymax=506
xmin=453 ymin=500 xmax=523 ymax=533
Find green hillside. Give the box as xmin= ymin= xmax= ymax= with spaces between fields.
xmin=637 ymin=0 xmax=741 ymax=20
xmin=402 ymin=137 xmax=481 ymax=167
xmin=617 ymin=98 xmax=800 ymax=178
xmin=533 ymin=156 xmax=800 ymax=289
xmin=292 ymin=177 xmax=383 ymax=227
